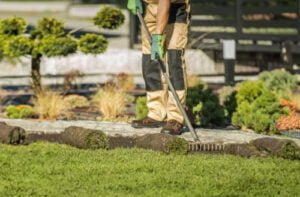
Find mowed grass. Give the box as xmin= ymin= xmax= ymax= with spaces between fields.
xmin=0 ymin=143 xmax=299 ymax=197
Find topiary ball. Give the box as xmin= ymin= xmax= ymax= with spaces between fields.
xmin=78 ymin=33 xmax=108 ymax=54
xmin=93 ymin=6 xmax=125 ymax=30
xmin=3 ymin=36 xmax=33 ymax=57
xmin=36 ymin=17 xmax=65 ymax=37
xmin=0 ymin=17 xmax=28 ymax=36
xmin=39 ymin=36 xmax=77 ymax=57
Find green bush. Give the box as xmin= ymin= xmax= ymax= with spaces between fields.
xmin=3 ymin=36 xmax=33 ymax=57
xmin=85 ymin=130 xmax=108 ymax=150
xmin=0 ymin=17 xmax=27 ymax=36
xmin=166 ymin=137 xmax=188 ymax=155
xmin=232 ymin=81 xmax=288 ymax=134
xmin=135 ymin=96 xmax=148 ymax=119
xmin=187 ymin=84 xmax=225 ymax=127
xmin=78 ymin=34 xmax=108 ymax=54
xmin=93 ymin=6 xmax=125 ymax=30
xmin=258 ymin=70 xmax=297 ymax=96
xmin=39 ymin=36 xmax=77 ymax=57
xmin=6 ymin=105 xmax=35 ymax=119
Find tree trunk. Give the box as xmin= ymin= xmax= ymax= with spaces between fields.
xmin=31 ymin=54 xmax=42 ymax=94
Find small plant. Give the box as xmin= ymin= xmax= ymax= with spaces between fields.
xmin=63 ymin=95 xmax=90 ymax=109
xmin=92 ymin=84 xmax=128 ymax=120
xmin=135 ymin=96 xmax=148 ymax=119
xmin=217 ymin=86 xmax=238 ymax=119
xmin=186 ymin=84 xmax=225 ymax=127
xmin=276 ymin=98 xmax=300 ymax=131
xmin=6 ymin=105 xmax=35 ymax=119
xmin=232 ymin=81 xmax=288 ymax=134
xmin=258 ymin=69 xmax=297 ymax=96
xmin=33 ymin=91 xmax=70 ymax=119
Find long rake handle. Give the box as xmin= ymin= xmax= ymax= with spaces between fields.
xmin=136 ymin=12 xmax=200 ymax=141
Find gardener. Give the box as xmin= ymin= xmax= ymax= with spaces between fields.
xmin=128 ymin=0 xmax=190 ymax=135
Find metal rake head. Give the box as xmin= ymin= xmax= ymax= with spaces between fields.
xmin=188 ymin=142 xmax=225 ymax=152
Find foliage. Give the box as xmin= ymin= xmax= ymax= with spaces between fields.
xmin=232 ymin=81 xmax=288 ymax=134
xmin=135 ymin=96 xmax=148 ymax=119
xmin=5 ymin=105 xmax=34 ymax=119
xmin=33 ymin=91 xmax=70 ymax=120
xmin=92 ymin=84 xmax=128 ymax=120
xmin=78 ymin=33 xmax=108 ymax=54
xmin=186 ymin=84 xmax=225 ymax=127
xmin=0 ymin=17 xmax=27 ymax=36
xmin=217 ymin=86 xmax=238 ymax=119
xmin=258 ymin=69 xmax=297 ymax=96
xmin=63 ymin=95 xmax=89 ymax=109
xmin=39 ymin=36 xmax=77 ymax=57
xmin=35 ymin=17 xmax=65 ymax=37
xmin=3 ymin=36 xmax=33 ymax=57
xmin=0 ymin=143 xmax=300 ymax=196
xmin=93 ymin=6 xmax=125 ymax=30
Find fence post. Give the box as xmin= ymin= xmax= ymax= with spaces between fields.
xmin=129 ymin=13 xmax=139 ymax=49
xmin=223 ymin=40 xmax=236 ymax=85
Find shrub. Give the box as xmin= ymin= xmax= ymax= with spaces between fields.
xmin=33 ymin=91 xmax=70 ymax=119
xmin=232 ymin=81 xmax=288 ymax=134
xmin=78 ymin=34 xmax=108 ymax=54
xmin=85 ymin=130 xmax=109 ymax=150
xmin=258 ymin=69 xmax=297 ymax=96
xmin=186 ymin=84 xmax=225 ymax=127
xmin=6 ymin=105 xmax=35 ymax=119
xmin=63 ymin=95 xmax=89 ymax=109
xmin=92 ymin=84 xmax=128 ymax=120
xmin=135 ymin=96 xmax=148 ymax=119
xmin=217 ymin=86 xmax=238 ymax=119
xmin=93 ymin=6 xmax=125 ymax=30
xmin=276 ymin=98 xmax=300 ymax=131
xmin=0 ymin=17 xmax=27 ymax=36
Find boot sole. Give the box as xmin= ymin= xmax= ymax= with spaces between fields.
xmin=131 ymin=124 xmax=163 ymax=129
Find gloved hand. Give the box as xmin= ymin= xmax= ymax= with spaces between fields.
xmin=127 ymin=0 xmax=143 ymax=15
xmin=151 ymin=34 xmax=163 ymax=60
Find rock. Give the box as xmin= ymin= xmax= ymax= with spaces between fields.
xmin=224 ymin=143 xmax=263 ymax=158
xmin=24 ymin=133 xmax=64 ymax=145
xmin=62 ymin=126 xmax=108 ymax=149
xmin=0 ymin=122 xmax=26 ymax=144
xmin=251 ymin=138 xmax=300 ymax=160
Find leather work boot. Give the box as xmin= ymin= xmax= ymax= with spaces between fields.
xmin=131 ymin=117 xmax=164 ymax=128
xmin=161 ymin=120 xmax=184 ymax=135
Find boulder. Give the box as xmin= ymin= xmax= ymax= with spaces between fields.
xmin=0 ymin=122 xmax=26 ymax=144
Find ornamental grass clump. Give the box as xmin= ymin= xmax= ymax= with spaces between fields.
xmin=92 ymin=84 xmax=128 ymax=120
xmin=33 ymin=91 xmax=70 ymax=120
xmin=232 ymin=81 xmax=289 ymax=134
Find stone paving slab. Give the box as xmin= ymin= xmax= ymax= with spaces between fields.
xmin=1 ymin=118 xmax=299 ymax=146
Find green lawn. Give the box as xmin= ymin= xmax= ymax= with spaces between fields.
xmin=0 ymin=143 xmax=299 ymax=197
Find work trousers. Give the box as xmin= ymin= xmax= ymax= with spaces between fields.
xmin=141 ymin=0 xmax=190 ymax=123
